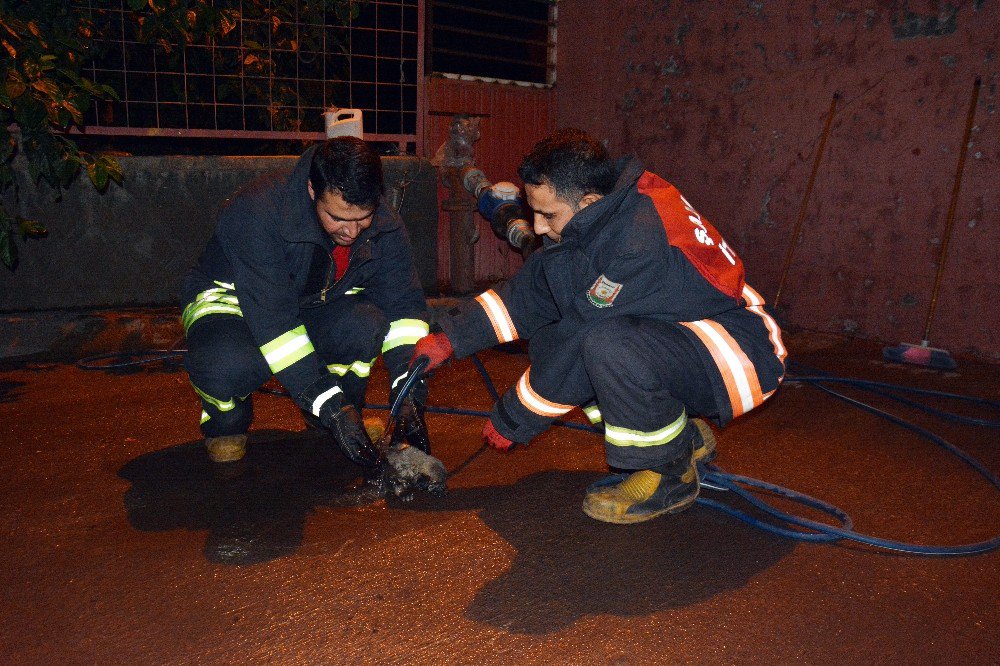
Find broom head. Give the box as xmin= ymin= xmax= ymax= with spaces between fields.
xmin=882 ymin=342 xmax=957 ymax=371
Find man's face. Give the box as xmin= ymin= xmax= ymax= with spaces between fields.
xmin=524 ymin=182 xmax=601 ymax=243
xmin=309 ymin=182 xmax=375 ymax=246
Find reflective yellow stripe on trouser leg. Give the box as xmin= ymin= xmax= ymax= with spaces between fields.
xmin=604 ymin=410 xmax=687 ymax=449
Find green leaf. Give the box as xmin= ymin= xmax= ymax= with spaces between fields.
xmin=0 ymin=228 xmax=16 ymax=271
xmin=57 ymin=67 xmax=83 ymax=86
xmin=86 ymin=155 xmax=122 ymax=191
xmin=62 ymin=99 xmax=83 ymax=124
xmin=31 ymin=79 xmax=60 ymax=99
xmin=127 ymin=0 xmax=148 ymax=11
xmin=18 ymin=216 xmax=47 ymax=239
xmin=103 ymin=157 xmax=123 ymax=185
xmin=57 ymin=153 xmax=81 ymax=186
xmin=13 ymin=96 xmax=47 ymax=129
xmin=0 ymin=135 xmax=13 ymax=162
xmin=6 ymin=76 xmax=26 ymax=101
xmin=87 ymin=160 xmax=109 ymax=190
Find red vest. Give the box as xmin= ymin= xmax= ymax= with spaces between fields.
xmin=637 ymin=171 xmax=745 ymax=301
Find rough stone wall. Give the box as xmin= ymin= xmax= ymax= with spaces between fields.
xmin=557 ymin=1 xmax=998 ymax=360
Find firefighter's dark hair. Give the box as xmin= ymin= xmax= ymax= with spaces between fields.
xmin=518 ymin=128 xmax=617 ymax=203
xmin=309 ymin=136 xmax=383 ymax=209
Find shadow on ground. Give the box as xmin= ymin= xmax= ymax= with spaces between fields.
xmin=403 ymin=471 xmax=798 ymax=634
xmin=118 ymin=429 xmax=364 ymax=565
xmin=119 ymin=435 xmax=796 ymax=632
xmin=0 ymin=380 xmax=26 ymax=403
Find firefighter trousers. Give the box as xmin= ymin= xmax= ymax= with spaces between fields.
xmin=495 ymin=315 xmax=721 ymax=470
xmin=184 ymin=298 xmax=389 ymax=437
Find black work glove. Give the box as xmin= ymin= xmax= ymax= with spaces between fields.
xmin=298 ymin=376 xmax=384 ymax=475
xmin=388 ymin=375 xmax=432 ymax=454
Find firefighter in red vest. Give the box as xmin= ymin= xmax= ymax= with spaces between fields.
xmin=415 ymin=128 xmax=786 ymax=523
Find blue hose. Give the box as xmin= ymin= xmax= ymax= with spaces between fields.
xmin=454 ymin=353 xmax=1000 ymax=556
xmin=77 ymin=347 xmax=1000 ymax=555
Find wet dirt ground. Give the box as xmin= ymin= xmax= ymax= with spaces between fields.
xmin=1 ymin=332 xmax=998 ymax=664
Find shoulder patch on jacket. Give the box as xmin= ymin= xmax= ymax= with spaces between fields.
xmin=587 ymin=274 xmax=623 ymax=308
xmin=637 ymin=171 xmax=745 ymax=301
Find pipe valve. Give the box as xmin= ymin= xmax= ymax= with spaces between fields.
xmin=461 ymin=167 xmax=535 ymax=253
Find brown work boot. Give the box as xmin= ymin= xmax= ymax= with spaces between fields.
xmin=363 ymin=416 xmax=385 ymax=443
xmin=691 ymin=418 xmax=717 ymax=465
xmin=205 ymin=434 xmax=247 ymax=463
xmin=582 ymin=462 xmax=700 ymax=524
xmin=583 ymin=418 xmax=713 ymax=524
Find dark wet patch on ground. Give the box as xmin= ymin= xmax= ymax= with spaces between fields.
xmin=0 ymin=380 xmax=26 ymax=403
xmin=118 ymin=429 xmax=369 ymax=565
xmin=401 ymin=471 xmax=797 ymax=633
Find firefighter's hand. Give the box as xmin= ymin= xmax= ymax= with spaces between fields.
xmin=483 ymin=419 xmax=516 ymax=452
xmin=411 ymin=333 xmax=453 ymax=372
xmin=389 ymin=379 xmax=432 ymax=455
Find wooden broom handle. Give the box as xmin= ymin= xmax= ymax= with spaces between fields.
xmin=923 ymin=76 xmax=981 ymax=343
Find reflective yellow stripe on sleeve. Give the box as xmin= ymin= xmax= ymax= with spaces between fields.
xmin=381 ymin=318 xmax=429 ymax=353
xmin=181 ymin=286 xmax=243 ymax=332
xmin=326 ymin=357 xmax=377 ymax=377
xmin=583 ymin=405 xmax=603 ymax=425
xmin=515 ymin=367 xmax=574 ymax=418
xmin=260 ymin=325 xmax=315 ymax=374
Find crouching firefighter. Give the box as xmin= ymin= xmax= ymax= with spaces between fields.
xmin=413 ymin=128 xmax=786 ymax=523
xmin=181 ymin=137 xmax=435 ymax=489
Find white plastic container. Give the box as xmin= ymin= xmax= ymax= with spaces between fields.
xmin=324 ymin=108 xmax=363 ymax=139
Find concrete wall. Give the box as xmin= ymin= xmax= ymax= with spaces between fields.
xmin=0 ymin=154 xmax=439 ymax=312
xmin=557 ymin=1 xmax=998 ymax=360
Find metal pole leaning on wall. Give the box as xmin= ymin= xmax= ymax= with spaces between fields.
xmin=773 ymin=92 xmax=839 ymax=309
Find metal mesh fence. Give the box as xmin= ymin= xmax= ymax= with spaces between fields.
xmin=79 ymin=0 xmax=421 ymax=142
